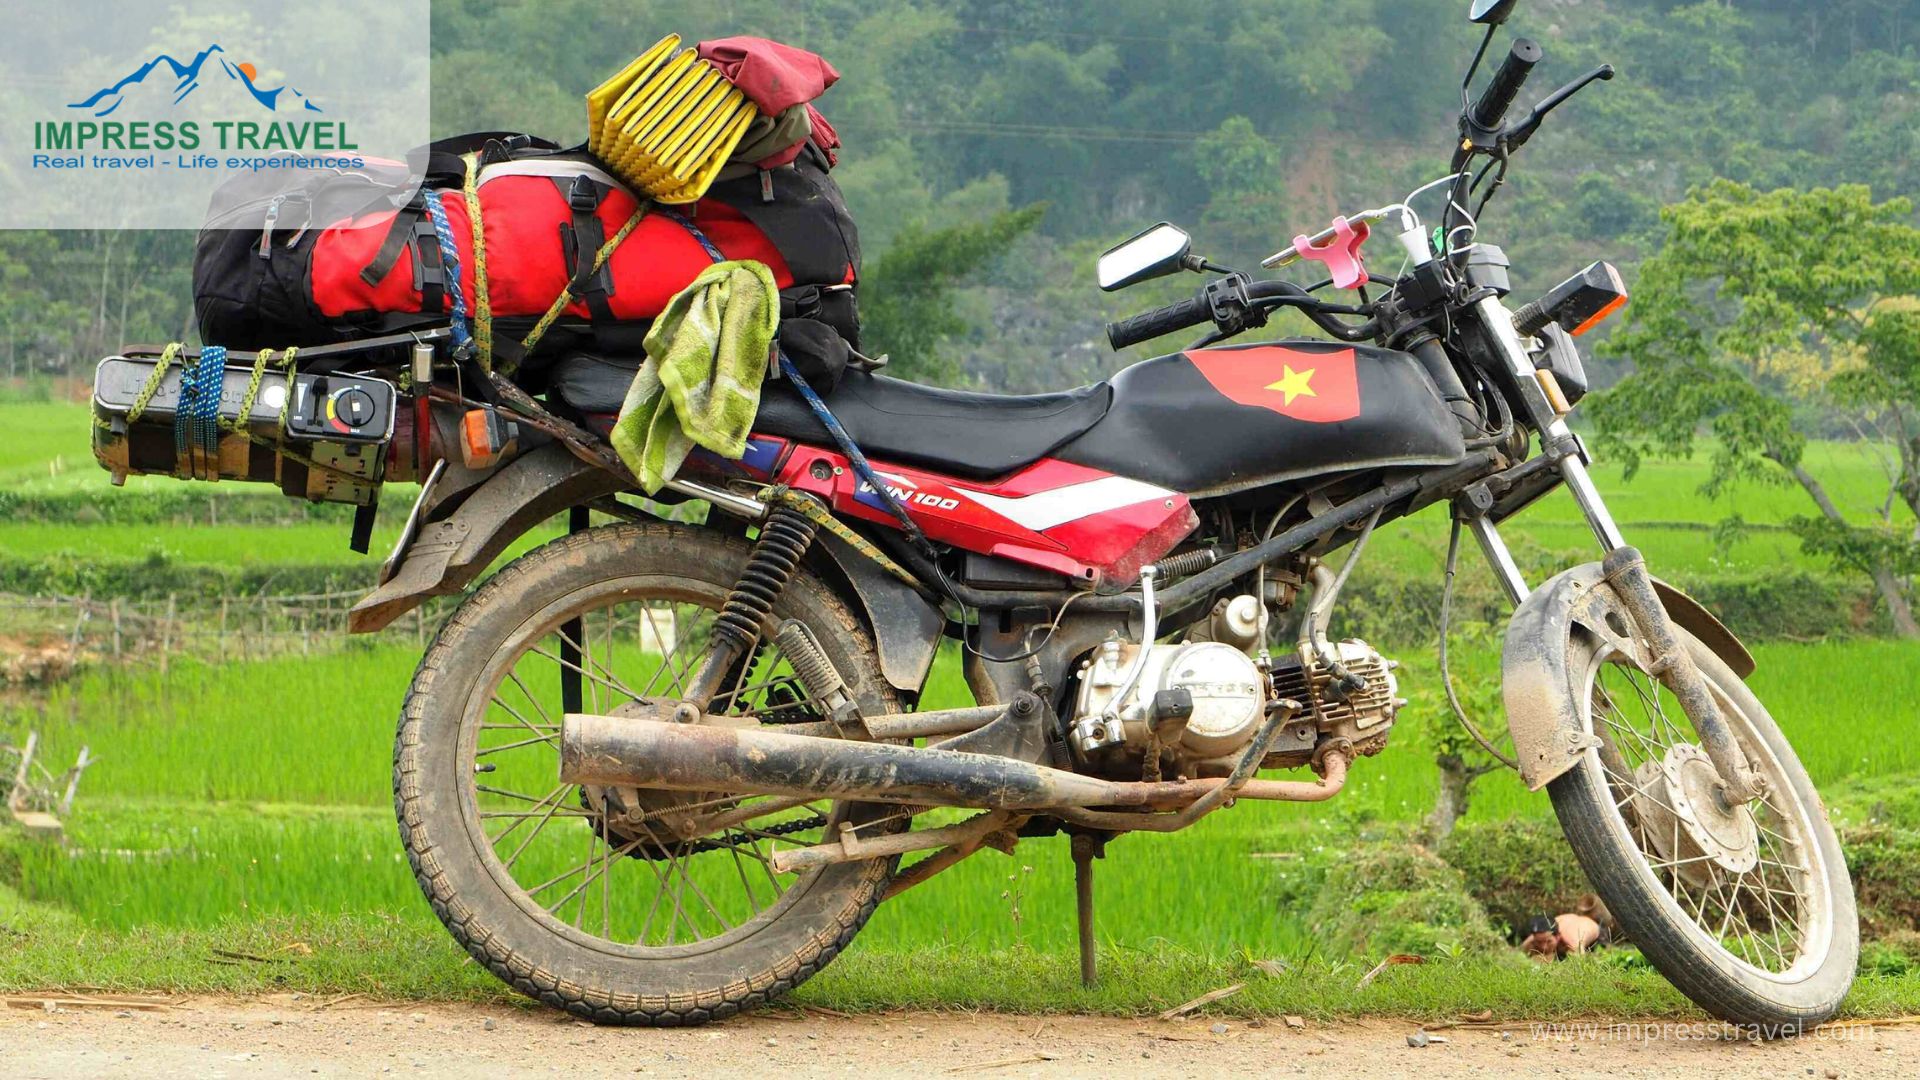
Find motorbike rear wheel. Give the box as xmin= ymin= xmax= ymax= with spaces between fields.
xmin=394 ymin=520 xmax=904 ymax=1025
xmin=1546 ymin=624 xmax=1857 ymax=1032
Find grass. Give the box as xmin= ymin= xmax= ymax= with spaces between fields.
xmin=3 ymin=402 xmax=1910 ymax=578
xmin=6 ymin=899 xmax=1919 ymax=1020
xmin=2 ymin=401 xmax=1917 ymax=1015
xmin=6 ymin=639 xmax=1914 ymax=955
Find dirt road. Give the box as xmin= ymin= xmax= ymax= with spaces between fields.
xmin=2 ymin=998 xmax=1914 ymax=1078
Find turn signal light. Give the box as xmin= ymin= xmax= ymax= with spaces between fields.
xmin=1516 ymin=261 xmax=1628 ymax=338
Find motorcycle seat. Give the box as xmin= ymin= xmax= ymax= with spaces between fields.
xmin=547 ymin=351 xmax=1112 ymax=480
xmin=755 ymin=371 xmax=1113 ymax=480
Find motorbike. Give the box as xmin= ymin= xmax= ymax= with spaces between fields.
xmin=91 ymin=0 xmax=1857 ymax=1031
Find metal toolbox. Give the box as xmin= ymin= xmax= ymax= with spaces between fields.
xmin=92 ymin=354 xmax=397 ymax=507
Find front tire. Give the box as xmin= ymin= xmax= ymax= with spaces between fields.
xmin=1546 ymin=625 xmax=1857 ymax=1031
xmin=394 ymin=521 xmax=904 ymax=1025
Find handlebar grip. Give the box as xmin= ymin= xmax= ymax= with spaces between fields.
xmin=1106 ymin=295 xmax=1212 ymax=350
xmin=1470 ymin=37 xmax=1544 ymax=130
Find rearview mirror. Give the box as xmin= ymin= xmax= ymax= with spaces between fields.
xmin=1469 ymin=0 xmax=1518 ymax=24
xmin=1097 ymin=223 xmax=1193 ymax=292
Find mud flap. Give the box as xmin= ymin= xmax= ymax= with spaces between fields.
xmin=809 ymin=530 xmax=943 ymax=696
xmin=1502 ymin=563 xmax=1755 ymax=791
xmin=347 ymin=445 xmax=626 ymax=633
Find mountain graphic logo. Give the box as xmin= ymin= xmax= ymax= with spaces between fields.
xmin=69 ymin=44 xmax=322 ymax=118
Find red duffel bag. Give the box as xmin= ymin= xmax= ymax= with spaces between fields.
xmin=195 ymin=128 xmax=861 ymax=369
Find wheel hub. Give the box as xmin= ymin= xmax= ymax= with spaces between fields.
xmin=581 ymin=700 xmax=731 ymax=855
xmin=1630 ymin=743 xmax=1759 ymax=881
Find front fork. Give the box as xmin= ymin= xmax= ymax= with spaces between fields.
xmin=1463 ymin=297 xmax=1764 ymax=804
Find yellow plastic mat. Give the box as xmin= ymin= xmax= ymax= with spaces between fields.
xmin=586 ymin=35 xmax=757 ymax=204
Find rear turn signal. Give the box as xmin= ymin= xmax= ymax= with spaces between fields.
xmin=1514 ymin=261 xmax=1628 ymax=338
xmin=461 ymin=407 xmax=520 ymax=470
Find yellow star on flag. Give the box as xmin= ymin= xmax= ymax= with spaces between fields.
xmin=1267 ymin=365 xmax=1318 ymax=405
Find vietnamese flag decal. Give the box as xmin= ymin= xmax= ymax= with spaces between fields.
xmin=1185 ymin=346 xmax=1361 ymax=423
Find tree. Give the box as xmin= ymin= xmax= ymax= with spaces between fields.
xmin=1425 ymin=619 xmax=1509 ymax=843
xmin=859 ymin=205 xmax=1045 ymax=385
xmin=1592 ymin=182 xmax=1920 ymax=635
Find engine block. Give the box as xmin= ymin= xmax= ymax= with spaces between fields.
xmin=1069 ymin=625 xmax=1402 ymax=778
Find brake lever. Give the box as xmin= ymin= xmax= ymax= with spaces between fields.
xmin=1504 ymin=64 xmax=1615 ymax=151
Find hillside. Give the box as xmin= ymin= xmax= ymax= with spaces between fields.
xmin=4 ymin=0 xmax=1917 ymax=391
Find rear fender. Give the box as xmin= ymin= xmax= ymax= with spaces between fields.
xmin=347 ymin=445 xmax=624 ymax=633
xmin=1502 ymin=564 xmax=1755 ymax=791
xmin=349 ymin=444 xmax=946 ymax=697
xmin=807 ymin=533 xmax=944 ymax=697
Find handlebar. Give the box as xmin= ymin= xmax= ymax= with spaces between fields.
xmin=1107 ymin=295 xmax=1213 ymax=350
xmin=1470 ymin=37 xmax=1543 ymax=130
xmin=1106 ymin=280 xmax=1378 ymax=350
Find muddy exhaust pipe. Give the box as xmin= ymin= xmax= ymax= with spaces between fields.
xmin=559 ymin=711 xmax=1350 ymax=812
xmin=561 ymin=713 xmax=1130 ymax=810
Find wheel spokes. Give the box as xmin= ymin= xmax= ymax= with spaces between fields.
xmin=466 ymin=594 xmax=851 ymax=952
xmin=1589 ymin=656 xmax=1817 ymax=973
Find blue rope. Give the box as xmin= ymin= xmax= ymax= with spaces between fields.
xmin=667 ymin=209 xmax=931 ymax=549
xmin=666 ymin=210 xmax=727 ymax=262
xmin=176 ymin=345 xmax=226 ymax=479
xmin=778 ymin=353 xmax=931 ymax=549
xmin=423 ymin=191 xmax=473 ymax=356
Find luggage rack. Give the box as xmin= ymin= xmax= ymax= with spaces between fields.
xmin=116 ymin=325 xmax=454 ymax=363
xmin=93 ymin=328 xmax=458 ymax=553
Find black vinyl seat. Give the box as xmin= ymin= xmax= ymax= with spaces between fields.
xmin=754 ymin=371 xmax=1113 ymax=480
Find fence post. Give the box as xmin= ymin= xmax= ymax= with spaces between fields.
xmin=110 ymin=598 xmax=123 ymax=658
xmin=160 ymin=593 xmax=177 ymax=675
xmin=69 ymin=592 xmax=90 ymax=652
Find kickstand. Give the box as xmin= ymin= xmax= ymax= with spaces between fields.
xmin=1071 ymin=833 xmax=1106 ymax=988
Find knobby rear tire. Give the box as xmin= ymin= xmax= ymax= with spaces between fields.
xmin=393 ymin=521 xmax=904 ymax=1025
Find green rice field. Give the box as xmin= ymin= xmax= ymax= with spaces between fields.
xmin=0 ymin=402 xmax=1904 ymax=575
xmin=2 ymin=399 xmax=1917 ymax=1015
xmin=10 ymin=636 xmax=1914 ymax=951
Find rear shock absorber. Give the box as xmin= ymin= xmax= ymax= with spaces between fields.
xmin=681 ymin=503 xmax=820 ymax=708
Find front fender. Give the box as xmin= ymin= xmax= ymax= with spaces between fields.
xmin=1502 ymin=564 xmax=1755 ymax=791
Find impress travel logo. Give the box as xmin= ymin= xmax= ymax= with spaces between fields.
xmin=37 ymin=43 xmax=361 ymax=166
xmin=71 ymin=44 xmax=325 ymax=117
xmin=0 ymin=0 xmax=429 ymax=228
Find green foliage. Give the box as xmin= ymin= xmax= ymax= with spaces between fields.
xmin=860 ymin=204 xmax=1045 ymax=383
xmin=0 ymin=230 xmax=192 ymax=377
xmin=1592 ymin=182 xmax=1920 ymax=631
xmin=1286 ymin=839 xmax=1509 ymax=958
xmin=1439 ymin=818 xmax=1592 ymax=939
xmin=8 ymin=0 xmax=1920 ymax=395
xmin=1841 ymin=824 xmax=1920 ymax=942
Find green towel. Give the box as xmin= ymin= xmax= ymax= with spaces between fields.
xmin=610 ymin=259 xmax=778 ymax=492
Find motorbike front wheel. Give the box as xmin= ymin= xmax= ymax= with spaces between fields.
xmin=1545 ymin=622 xmax=1858 ymax=1031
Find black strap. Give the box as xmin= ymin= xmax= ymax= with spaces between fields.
xmin=360 ymin=195 xmax=426 ymax=287
xmin=411 ymin=214 xmax=445 ymax=314
xmin=551 ymin=175 xmax=617 ymax=324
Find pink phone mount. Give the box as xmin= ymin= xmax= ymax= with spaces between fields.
xmin=1292 ymin=216 xmax=1372 ymax=290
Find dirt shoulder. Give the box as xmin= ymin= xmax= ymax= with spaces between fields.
xmin=2 ymin=998 xmax=1915 ymax=1079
